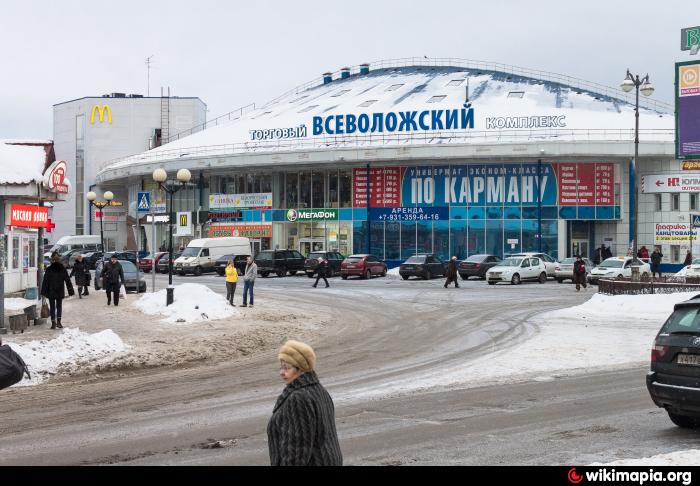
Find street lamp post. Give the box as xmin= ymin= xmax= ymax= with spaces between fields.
xmin=86 ymin=190 xmax=115 ymax=252
xmin=152 ymin=168 xmax=192 ymax=305
xmin=621 ymin=69 xmax=655 ymax=281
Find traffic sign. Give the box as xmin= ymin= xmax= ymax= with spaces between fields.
xmin=137 ymin=192 xmax=151 ymax=213
xmin=692 ymin=213 xmax=700 ymax=228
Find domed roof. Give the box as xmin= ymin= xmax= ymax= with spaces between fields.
xmin=99 ymin=59 xmax=674 ymax=175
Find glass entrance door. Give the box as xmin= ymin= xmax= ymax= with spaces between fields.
xmin=251 ymin=239 xmax=262 ymax=257
xmin=299 ymin=239 xmax=323 ymax=257
xmin=572 ymin=240 xmax=589 ymax=259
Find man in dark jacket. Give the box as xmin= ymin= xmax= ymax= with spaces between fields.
xmin=573 ymin=255 xmax=587 ymax=292
xmin=313 ymin=257 xmax=330 ymax=288
xmin=41 ymin=253 xmax=75 ymax=329
xmin=650 ymin=247 xmax=663 ymax=279
xmin=268 ymin=340 xmax=342 ymax=466
xmin=102 ymin=255 xmax=125 ymax=306
xmin=444 ymin=256 xmax=459 ymax=288
xmin=69 ymin=254 xmax=90 ymax=298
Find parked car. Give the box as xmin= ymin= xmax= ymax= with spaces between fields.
xmin=673 ymin=258 xmax=700 ymax=281
xmin=458 ymin=254 xmax=502 ymax=280
xmin=340 ymin=254 xmax=387 ymax=280
xmin=555 ymin=257 xmax=595 ymax=283
xmin=138 ymin=252 xmax=168 ymax=273
xmin=94 ymin=259 xmax=146 ymax=293
xmin=509 ymin=252 xmax=558 ymax=277
xmin=156 ymin=252 xmax=181 ymax=273
xmin=81 ymin=251 xmax=104 ymax=270
xmin=587 ymin=256 xmax=651 ymax=284
xmin=175 ymin=237 xmax=251 ymax=276
xmin=486 ymin=256 xmax=548 ymax=285
xmin=647 ymin=295 xmax=700 ymax=428
xmin=255 ymin=249 xmax=306 ymax=278
xmin=399 ymin=254 xmax=446 ymax=280
xmin=215 ymin=254 xmax=249 ymax=276
xmin=304 ymin=251 xmax=345 ymax=278
xmin=59 ymin=249 xmax=84 ymax=269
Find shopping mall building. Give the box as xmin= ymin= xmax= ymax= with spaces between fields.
xmin=94 ymin=58 xmax=682 ymax=269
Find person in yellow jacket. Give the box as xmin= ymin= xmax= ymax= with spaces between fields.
xmin=225 ymin=259 xmax=238 ymax=306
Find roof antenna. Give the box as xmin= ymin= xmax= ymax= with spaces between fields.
xmin=145 ymin=55 xmax=154 ymax=97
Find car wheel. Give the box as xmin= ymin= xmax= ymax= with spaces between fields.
xmin=402 ymin=275 xmax=409 ymax=280
xmin=217 ymin=270 xmax=224 ymax=277
xmin=307 ymin=273 xmax=315 ymax=278
xmin=381 ymin=268 xmax=387 ymax=277
xmin=276 ymin=269 xmax=286 ymax=278
xmin=556 ymin=279 xmax=564 ymax=283
xmin=487 ymin=281 xmax=496 ymax=285
xmin=511 ymin=274 xmax=521 ymax=285
xmin=617 ymin=274 xmax=624 ymax=279
xmin=539 ymin=272 xmax=547 ymax=284
xmin=423 ymin=270 xmax=430 ymax=280
xmin=178 ymin=271 xmax=186 ymax=276
xmin=341 ymin=275 xmax=348 ymax=280
xmin=288 ymin=270 xmax=297 ymax=276
xmin=363 ymin=270 xmax=371 ymax=280
xmin=667 ymin=411 xmax=700 ymax=428
xmin=261 ymin=272 xmax=269 ymax=278
xmin=193 ymin=266 xmax=202 ymax=277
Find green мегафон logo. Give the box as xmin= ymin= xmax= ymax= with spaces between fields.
xmin=286 ymin=209 xmax=299 ymax=222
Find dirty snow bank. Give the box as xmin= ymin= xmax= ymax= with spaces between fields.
xmin=593 ymin=449 xmax=700 ymax=466
xmin=5 ymin=298 xmax=39 ymax=311
xmin=6 ymin=328 xmax=129 ymax=385
xmin=134 ymin=283 xmax=239 ymax=323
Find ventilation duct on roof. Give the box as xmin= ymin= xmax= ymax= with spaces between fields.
xmin=340 ymin=67 xmax=351 ymax=79
xmin=323 ymin=72 xmax=333 ymax=85
xmin=360 ymin=63 xmax=370 ymax=75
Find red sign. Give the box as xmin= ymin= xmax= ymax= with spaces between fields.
xmin=557 ymin=163 xmax=615 ymax=206
xmin=10 ymin=204 xmax=49 ymax=228
xmin=44 ymin=160 xmax=69 ymax=194
xmin=46 ymin=218 xmax=56 ymax=233
xmin=353 ymin=167 xmax=404 ymax=207
xmin=209 ymin=224 xmax=272 ymax=238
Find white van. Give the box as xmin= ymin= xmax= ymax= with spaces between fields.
xmin=44 ymin=235 xmax=103 ymax=260
xmin=174 ymin=237 xmax=251 ymax=276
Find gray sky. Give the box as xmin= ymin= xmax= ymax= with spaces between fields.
xmin=0 ymin=0 xmax=694 ymax=139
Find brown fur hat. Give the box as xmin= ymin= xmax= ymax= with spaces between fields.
xmin=278 ymin=340 xmax=316 ymax=372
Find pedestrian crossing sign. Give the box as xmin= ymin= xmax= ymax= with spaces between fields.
xmin=692 ymin=214 xmax=700 ymax=228
xmin=137 ymin=192 xmax=151 ymax=213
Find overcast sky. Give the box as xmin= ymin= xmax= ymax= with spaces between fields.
xmin=0 ymin=0 xmax=694 ymax=139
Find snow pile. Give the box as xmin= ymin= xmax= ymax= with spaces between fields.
xmin=0 ymin=141 xmax=46 ymax=184
xmin=6 ymin=328 xmax=128 ymax=386
xmin=385 ymin=267 xmax=402 ymax=280
xmin=135 ymin=283 xmax=239 ymax=323
xmin=593 ymin=450 xmax=700 ymax=466
xmin=5 ymin=298 xmax=39 ymax=311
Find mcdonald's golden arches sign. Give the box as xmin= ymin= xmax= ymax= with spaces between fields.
xmin=176 ymin=211 xmax=192 ymax=236
xmin=90 ymin=104 xmax=112 ymax=124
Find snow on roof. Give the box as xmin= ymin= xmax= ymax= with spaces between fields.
xmin=0 ymin=141 xmax=47 ymax=185
xmin=101 ymin=63 xmax=675 ymax=173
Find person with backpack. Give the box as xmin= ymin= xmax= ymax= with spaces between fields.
xmin=573 ymin=255 xmax=588 ymax=291
xmin=41 ymin=253 xmax=75 ymax=329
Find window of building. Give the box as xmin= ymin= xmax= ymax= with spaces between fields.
xmin=447 ymin=79 xmax=465 ymax=87
xmin=386 ymin=84 xmax=404 ymax=91
xmin=330 ymin=89 xmax=351 ymax=97
xmin=312 ymin=171 xmax=325 ymax=208
xmin=671 ymin=245 xmax=681 ymax=263
xmin=298 ymin=105 xmax=319 ymax=113
xmin=299 ymin=172 xmax=311 ymax=208
xmin=692 ymin=194 xmax=698 ymax=211
xmin=29 ymin=239 xmax=36 ymax=268
xmin=12 ymin=236 xmax=19 ymax=269
xmin=260 ymin=174 xmax=272 ymax=193
xmin=507 ymin=91 xmax=525 ymax=98
xmin=358 ymin=100 xmax=378 ymax=107
xmin=655 ymin=194 xmax=662 ymax=211
xmin=672 ymin=193 xmax=680 ymax=211
xmin=327 ymin=170 xmax=339 ymax=208
xmin=285 ymin=173 xmax=298 ymax=208
xmin=75 ymin=114 xmax=85 ymax=234
xmin=339 ymin=170 xmax=352 ymax=208
xmin=427 ymin=95 xmax=447 ymax=103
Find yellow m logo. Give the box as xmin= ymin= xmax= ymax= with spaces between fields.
xmin=90 ymin=105 xmax=112 ymax=124
xmin=180 ymin=214 xmax=188 ymax=226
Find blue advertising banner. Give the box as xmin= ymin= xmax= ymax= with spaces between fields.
xmin=369 ymin=206 xmax=449 ymax=222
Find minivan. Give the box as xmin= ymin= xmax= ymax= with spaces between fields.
xmin=174 ymin=237 xmax=251 ymax=276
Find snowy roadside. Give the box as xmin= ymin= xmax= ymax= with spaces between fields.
xmin=342 ymin=291 xmax=695 ymax=401
xmin=592 ymin=449 xmax=700 ymax=465
xmin=134 ymin=283 xmax=239 ymax=323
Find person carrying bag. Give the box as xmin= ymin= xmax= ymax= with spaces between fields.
xmin=0 ymin=337 xmax=31 ymax=390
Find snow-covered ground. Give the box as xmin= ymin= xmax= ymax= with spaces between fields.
xmin=4 ymin=298 xmax=39 ymax=312
xmin=344 ymin=291 xmax=695 ymax=400
xmin=593 ymin=449 xmax=700 ymax=466
xmin=6 ymin=328 xmax=129 ymax=386
xmin=134 ymin=283 xmax=239 ymax=323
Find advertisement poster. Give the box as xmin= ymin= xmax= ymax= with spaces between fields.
xmin=677 ymin=61 xmax=700 ymax=159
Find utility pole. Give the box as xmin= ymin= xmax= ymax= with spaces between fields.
xmin=145 ymin=55 xmax=154 ymax=97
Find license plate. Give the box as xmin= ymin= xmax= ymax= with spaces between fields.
xmin=677 ymin=354 xmax=700 ymax=366
xmin=348 ymin=265 xmax=356 ymax=268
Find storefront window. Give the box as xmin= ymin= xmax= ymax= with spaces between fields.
xmin=299 ymin=172 xmax=311 ymax=208
xmin=370 ymin=222 xmax=384 ymax=259
xmin=385 ymin=222 xmax=401 ymax=260
xmin=328 ymin=170 xmax=339 ymax=208
xmin=260 ymin=174 xmax=272 ymax=193
xmin=29 ymin=239 xmax=36 ymax=268
xmin=340 ymin=170 xmax=352 ymax=208
xmin=12 ymin=236 xmax=19 ymax=269
xmin=285 ymin=172 xmax=298 ymax=208
xmin=401 ymin=222 xmax=416 ymax=260
xmin=434 ymin=221 xmax=450 ymax=261
xmin=312 ymin=171 xmax=325 ymax=208
xmin=485 ymin=220 xmax=503 ymax=257
xmin=467 ymin=220 xmax=485 ymax=255
xmin=450 ymin=220 xmax=468 ymax=260
xmin=353 ymin=221 xmax=367 ymax=254
xmin=504 ymin=220 xmax=521 ymax=254
xmin=417 ymin=221 xmax=432 ymax=254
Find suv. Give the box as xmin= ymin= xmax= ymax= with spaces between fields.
xmin=215 ymin=254 xmax=249 ymax=276
xmin=647 ymin=295 xmax=700 ymax=428
xmin=255 ymin=250 xmax=306 ymax=278
xmin=304 ymin=251 xmax=344 ymax=278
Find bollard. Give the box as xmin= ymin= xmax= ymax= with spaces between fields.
xmin=166 ymin=286 xmax=174 ymax=306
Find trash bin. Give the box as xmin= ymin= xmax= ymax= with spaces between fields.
xmin=24 ymin=287 xmax=39 ymax=300
xmin=9 ymin=314 xmax=28 ymax=334
xmin=23 ymin=305 xmax=37 ymax=325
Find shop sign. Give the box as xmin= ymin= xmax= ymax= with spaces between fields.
xmin=369 ymin=207 xmax=448 ymax=222
xmin=9 ymin=204 xmax=49 ymax=228
xmin=682 ymin=160 xmax=700 ymax=170
xmin=642 ymin=173 xmax=700 ymax=193
xmin=557 ymin=163 xmax=614 ymax=206
xmin=676 ymin=61 xmax=700 ymax=159
xmin=286 ymin=208 xmax=338 ymax=222
xmin=210 ymin=224 xmax=272 ymax=238
xmin=654 ymin=223 xmax=698 ymax=243
xmin=43 ymin=160 xmax=70 ymax=194
xmin=208 ymin=211 xmax=243 ymax=223
xmin=682 ymin=26 xmax=700 ymax=51
xmin=209 ymin=193 xmax=272 ymax=210
xmin=176 ymin=212 xmax=192 ymax=236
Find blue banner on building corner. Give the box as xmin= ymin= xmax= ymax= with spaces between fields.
xmin=369 ymin=207 xmax=449 ymax=222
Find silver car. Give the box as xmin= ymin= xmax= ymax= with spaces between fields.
xmin=94 ymin=259 xmax=146 ymax=293
xmin=555 ymin=257 xmax=595 ymax=283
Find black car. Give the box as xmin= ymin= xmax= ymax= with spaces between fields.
xmin=647 ymin=295 xmax=700 ymax=428
xmin=459 ymin=254 xmax=502 ymax=280
xmin=399 ymin=254 xmax=446 ymax=280
xmin=304 ymin=251 xmax=344 ymax=278
xmin=104 ymin=251 xmax=138 ymax=265
xmin=156 ymin=252 xmax=181 ymax=273
xmin=215 ymin=254 xmax=249 ymax=276
xmin=255 ymin=250 xmax=306 ymax=278
xmin=81 ymin=251 xmax=104 ymax=270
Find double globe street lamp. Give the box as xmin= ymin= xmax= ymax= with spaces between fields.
xmin=620 ymin=70 xmax=654 ymax=280
xmin=86 ymin=190 xmax=115 ymax=253
xmin=152 ymin=167 xmax=192 ymax=305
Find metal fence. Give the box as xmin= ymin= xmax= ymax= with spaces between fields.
xmin=598 ymin=277 xmax=700 ymax=295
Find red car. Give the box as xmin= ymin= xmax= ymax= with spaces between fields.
xmin=340 ymin=254 xmax=387 ymax=280
xmin=138 ymin=252 xmax=167 ymax=273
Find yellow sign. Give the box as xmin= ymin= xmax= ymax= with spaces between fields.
xmin=90 ymin=105 xmax=112 ymax=124
xmin=682 ymin=160 xmax=700 ymax=171
xmin=180 ymin=213 xmax=188 ymax=226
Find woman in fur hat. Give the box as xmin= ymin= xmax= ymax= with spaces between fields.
xmin=267 ymin=340 xmax=342 ymax=466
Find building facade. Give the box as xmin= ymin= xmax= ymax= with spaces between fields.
xmin=95 ymin=60 xmax=684 ymax=270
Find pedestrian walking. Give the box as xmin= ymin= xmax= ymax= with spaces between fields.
xmin=651 ymin=247 xmax=664 ymax=279
xmin=241 ymin=256 xmax=257 ymax=308
xmin=102 ymin=255 xmax=125 ymax=306
xmin=313 ymin=256 xmax=329 ymax=288
xmin=573 ymin=255 xmax=588 ymax=292
xmin=225 ymin=258 xmax=238 ymax=306
xmin=267 ymin=340 xmax=342 ymax=466
xmin=69 ymin=254 xmax=90 ymax=298
xmin=444 ymin=256 xmax=460 ymax=288
xmin=41 ymin=253 xmax=75 ymax=329
xmin=684 ymin=250 xmax=693 ymax=266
